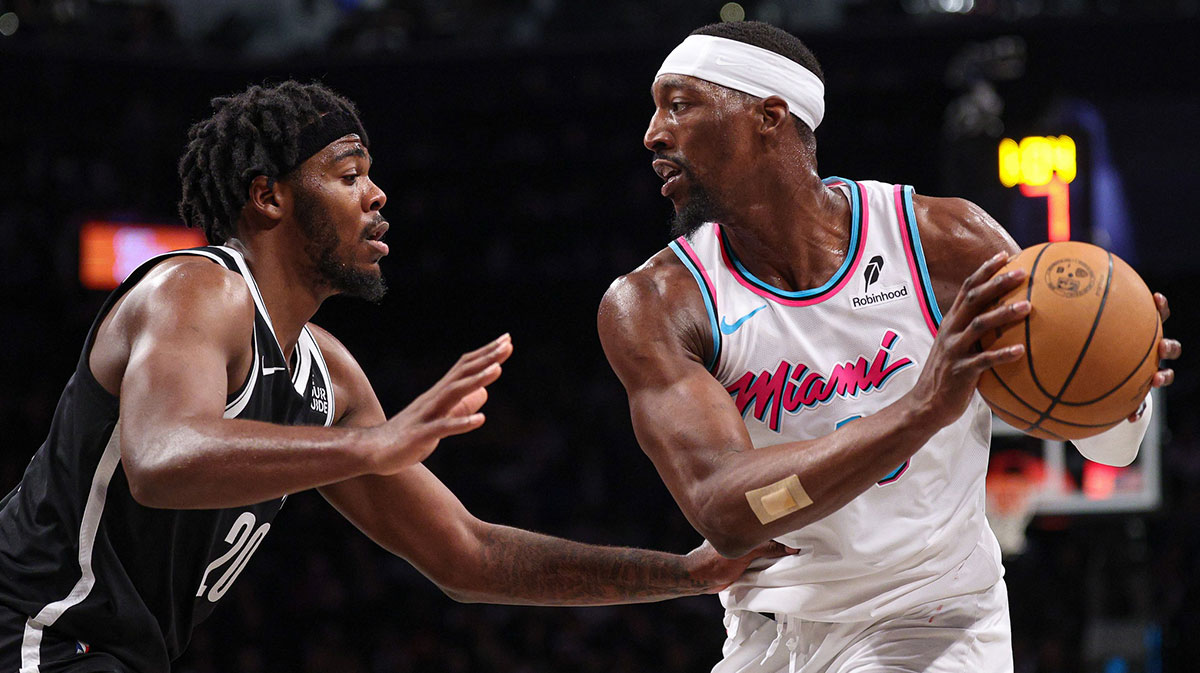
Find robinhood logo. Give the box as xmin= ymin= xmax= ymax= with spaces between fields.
xmin=863 ymin=255 xmax=884 ymax=291
xmin=851 ymin=284 xmax=908 ymax=310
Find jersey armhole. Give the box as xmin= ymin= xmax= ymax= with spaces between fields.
xmin=668 ymin=239 xmax=721 ymax=373
xmin=224 ymin=329 xmax=259 ymax=418
xmin=894 ymin=185 xmax=943 ymax=337
xmin=301 ymin=326 xmax=336 ymax=427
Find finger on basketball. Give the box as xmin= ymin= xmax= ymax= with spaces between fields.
xmin=1159 ymin=338 xmax=1181 ymax=361
xmin=968 ymin=300 xmax=1030 ymax=336
xmin=945 ymin=269 xmax=1026 ymax=334
xmin=1151 ymin=368 xmax=1174 ymax=388
xmin=964 ymin=252 xmax=1010 ymax=290
xmin=970 ymin=268 xmax=1027 ymax=307
xmin=1154 ymin=293 xmax=1169 ymax=322
xmin=970 ymin=344 xmax=1024 ymax=371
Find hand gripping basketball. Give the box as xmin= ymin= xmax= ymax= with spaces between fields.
xmin=907 ymin=253 xmax=1030 ymax=429
xmin=371 ymin=334 xmax=513 ymax=474
xmin=978 ymin=243 xmax=1167 ymax=439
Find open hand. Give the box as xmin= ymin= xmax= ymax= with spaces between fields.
xmin=369 ymin=333 xmax=513 ymax=474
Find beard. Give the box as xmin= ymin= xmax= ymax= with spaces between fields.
xmin=660 ymin=152 xmax=725 ymax=239
xmin=293 ymin=187 xmax=387 ymax=302
xmin=669 ymin=179 xmax=724 ymax=240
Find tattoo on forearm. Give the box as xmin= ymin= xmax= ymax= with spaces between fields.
xmin=476 ymin=526 xmax=706 ymax=605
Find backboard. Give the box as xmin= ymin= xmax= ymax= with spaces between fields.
xmin=987 ymin=389 xmax=1163 ymax=515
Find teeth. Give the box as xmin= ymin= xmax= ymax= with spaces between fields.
xmin=653 ymin=160 xmax=682 ymax=182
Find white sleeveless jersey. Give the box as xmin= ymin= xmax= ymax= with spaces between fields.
xmin=669 ymin=177 xmax=1003 ymax=622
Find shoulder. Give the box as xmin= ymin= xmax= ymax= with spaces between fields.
xmin=598 ymin=247 xmax=712 ymax=372
xmin=911 ymin=193 xmax=1019 ymax=290
xmin=302 ymin=321 xmax=357 ymax=374
xmin=601 ymin=248 xmax=694 ymax=315
xmin=305 ymin=322 xmax=368 ymax=385
xmin=124 ymin=255 xmax=255 ymax=335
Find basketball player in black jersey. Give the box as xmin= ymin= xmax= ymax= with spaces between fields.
xmin=0 ymin=81 xmax=787 ymax=672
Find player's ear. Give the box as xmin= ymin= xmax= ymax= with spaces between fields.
xmin=246 ymin=175 xmax=286 ymax=225
xmin=758 ymin=95 xmax=790 ymax=136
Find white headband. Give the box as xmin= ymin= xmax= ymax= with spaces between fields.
xmin=656 ymin=34 xmax=825 ymax=131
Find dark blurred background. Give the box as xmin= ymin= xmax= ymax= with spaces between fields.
xmin=1 ymin=0 xmax=1198 ymax=671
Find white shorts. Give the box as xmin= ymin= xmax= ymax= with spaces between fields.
xmin=712 ymin=579 xmax=1012 ymax=673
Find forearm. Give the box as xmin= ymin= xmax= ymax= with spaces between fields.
xmin=124 ymin=418 xmax=372 ymax=509
xmin=681 ymin=397 xmax=940 ymax=556
xmin=447 ymin=524 xmax=706 ymax=606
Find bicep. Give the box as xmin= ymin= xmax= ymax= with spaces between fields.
xmin=118 ymin=269 xmax=252 ymax=456
xmin=599 ymin=282 xmax=752 ymax=521
xmin=625 ymin=363 xmax=754 ymax=514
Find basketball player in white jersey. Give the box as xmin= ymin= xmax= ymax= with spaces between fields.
xmin=598 ymin=21 xmax=1180 ymax=673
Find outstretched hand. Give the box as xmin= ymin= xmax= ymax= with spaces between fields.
xmin=685 ymin=539 xmax=797 ymax=594
xmin=369 ymin=333 xmax=514 ymax=474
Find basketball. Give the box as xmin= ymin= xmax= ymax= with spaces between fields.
xmin=978 ymin=241 xmax=1160 ymax=440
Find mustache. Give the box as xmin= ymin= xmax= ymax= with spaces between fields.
xmin=653 ymin=152 xmax=694 ymax=175
xmin=361 ymin=213 xmax=387 ymax=240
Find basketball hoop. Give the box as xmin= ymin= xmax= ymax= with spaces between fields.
xmin=986 ymin=473 xmax=1039 ymax=556
xmin=985 ymin=450 xmax=1047 ymax=556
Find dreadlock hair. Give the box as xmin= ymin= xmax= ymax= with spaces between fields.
xmin=177 ymin=81 xmax=366 ymax=245
xmin=689 ymin=21 xmax=824 ymax=150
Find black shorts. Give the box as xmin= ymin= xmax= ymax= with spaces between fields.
xmin=0 ymin=603 xmax=128 ymax=673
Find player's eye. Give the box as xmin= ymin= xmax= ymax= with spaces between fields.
xmin=342 ymin=174 xmax=359 ymax=184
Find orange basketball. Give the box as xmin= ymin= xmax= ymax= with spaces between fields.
xmin=978 ymin=241 xmax=1160 ymax=440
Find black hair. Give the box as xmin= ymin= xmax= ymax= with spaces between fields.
xmin=689 ymin=21 xmax=824 ymax=85
xmin=177 ymin=81 xmax=365 ymax=245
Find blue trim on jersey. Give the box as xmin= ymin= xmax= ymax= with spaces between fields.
xmin=669 ymin=241 xmax=720 ymax=372
xmin=720 ymin=176 xmax=862 ymax=299
xmin=878 ymin=461 xmax=908 ymax=484
xmin=901 ymin=185 xmax=943 ymax=325
xmin=835 ymin=414 xmax=862 ymax=429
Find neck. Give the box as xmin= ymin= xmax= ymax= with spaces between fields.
xmin=224 ymin=237 xmax=328 ymax=361
xmin=715 ymin=162 xmax=852 ymax=293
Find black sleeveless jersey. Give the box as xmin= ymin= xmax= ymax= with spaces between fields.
xmin=0 ymin=246 xmax=335 ymax=672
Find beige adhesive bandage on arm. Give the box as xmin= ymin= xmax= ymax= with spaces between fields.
xmin=745 ymin=475 xmax=813 ymax=524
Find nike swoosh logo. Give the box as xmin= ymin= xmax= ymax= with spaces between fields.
xmin=720 ymin=305 xmax=767 ymax=335
xmin=262 ymin=366 xmax=288 ymax=375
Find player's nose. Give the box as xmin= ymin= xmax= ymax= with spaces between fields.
xmin=644 ymin=112 xmax=672 ymax=153
xmin=366 ymin=178 xmax=386 ymax=212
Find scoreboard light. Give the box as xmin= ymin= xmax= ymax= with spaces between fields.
xmin=999 ymin=135 xmax=1077 ymax=242
xmin=80 ymin=221 xmax=208 ymax=290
